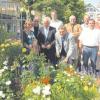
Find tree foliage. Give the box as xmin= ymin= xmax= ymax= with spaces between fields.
xmin=31 ymin=0 xmax=85 ymax=23
xmin=14 ymin=0 xmax=85 ymax=23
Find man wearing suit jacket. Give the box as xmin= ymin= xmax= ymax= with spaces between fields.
xmin=37 ymin=17 xmax=57 ymax=65
xmin=55 ymin=25 xmax=77 ymax=64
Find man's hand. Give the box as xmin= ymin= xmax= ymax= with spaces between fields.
xmin=98 ymin=51 xmax=100 ymax=56
xmin=62 ymin=58 xmax=68 ymax=63
xmin=46 ymin=44 xmax=51 ymax=49
xmin=41 ymin=44 xmax=46 ymax=48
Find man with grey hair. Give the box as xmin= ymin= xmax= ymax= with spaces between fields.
xmin=32 ymin=16 xmax=41 ymax=39
xmin=81 ymin=14 xmax=90 ymax=30
xmin=37 ymin=17 xmax=57 ymax=65
xmin=64 ymin=15 xmax=82 ymax=70
xmin=55 ymin=25 xmax=76 ymax=65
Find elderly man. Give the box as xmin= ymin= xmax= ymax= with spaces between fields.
xmin=55 ymin=25 xmax=76 ymax=65
xmin=37 ymin=17 xmax=57 ymax=65
xmin=32 ymin=16 xmax=41 ymax=39
xmin=65 ymin=15 xmax=82 ymax=69
xmin=81 ymin=14 xmax=90 ymax=30
xmin=79 ymin=19 xmax=100 ymax=75
xmin=65 ymin=15 xmax=82 ymax=37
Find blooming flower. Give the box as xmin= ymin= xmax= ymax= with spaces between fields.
xmin=67 ymin=73 xmax=71 ymax=77
xmin=5 ymin=80 xmax=11 ymax=86
xmin=0 ymin=91 xmax=5 ymax=98
xmin=88 ymin=82 xmax=91 ymax=86
xmin=0 ymin=69 xmax=5 ymax=74
xmin=0 ymin=44 xmax=5 ymax=48
xmin=3 ymin=60 xmax=8 ymax=65
xmin=63 ymin=71 xmax=67 ymax=75
xmin=3 ymin=66 xmax=8 ymax=70
xmin=22 ymin=48 xmax=27 ymax=53
xmin=32 ymin=86 xmax=41 ymax=95
xmin=0 ymin=91 xmax=3 ymax=96
xmin=4 ymin=43 xmax=10 ymax=47
xmin=1 ymin=48 xmax=5 ymax=51
xmin=42 ymin=84 xmax=51 ymax=96
xmin=41 ymin=77 xmax=51 ymax=85
xmin=69 ymin=65 xmax=73 ymax=68
xmin=2 ymin=94 xmax=5 ymax=98
xmin=84 ymin=86 xmax=88 ymax=91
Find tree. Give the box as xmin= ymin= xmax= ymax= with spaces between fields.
xmin=13 ymin=0 xmax=85 ymax=23
xmin=31 ymin=0 xmax=85 ymax=23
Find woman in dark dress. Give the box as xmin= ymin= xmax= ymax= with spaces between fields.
xmin=23 ymin=19 xmax=38 ymax=54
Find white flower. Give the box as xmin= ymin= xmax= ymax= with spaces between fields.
xmin=74 ymin=71 xmax=77 ymax=74
xmin=3 ymin=61 xmax=8 ymax=65
xmin=80 ymin=75 xmax=84 ymax=79
xmin=0 ymin=69 xmax=5 ymax=74
xmin=42 ymin=89 xmax=51 ymax=96
xmin=49 ymin=66 xmax=54 ymax=69
xmin=66 ymin=79 xmax=69 ymax=82
xmin=43 ymin=84 xmax=51 ymax=90
xmin=3 ymin=66 xmax=8 ymax=70
xmin=0 ymin=91 xmax=3 ymax=96
xmin=42 ymin=84 xmax=51 ymax=96
xmin=63 ymin=71 xmax=67 ymax=75
xmin=22 ymin=65 xmax=25 ymax=68
xmin=2 ymin=94 xmax=5 ymax=98
xmin=32 ymin=86 xmax=41 ymax=95
xmin=69 ymin=65 xmax=73 ymax=68
xmin=88 ymin=82 xmax=91 ymax=86
xmin=67 ymin=73 xmax=71 ymax=77
xmin=0 ymin=91 xmax=5 ymax=98
xmin=54 ymin=79 xmax=57 ymax=82
xmin=98 ymin=87 xmax=100 ymax=93
xmin=5 ymin=80 xmax=11 ymax=85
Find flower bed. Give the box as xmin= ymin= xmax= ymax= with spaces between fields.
xmin=0 ymin=39 xmax=100 ymax=100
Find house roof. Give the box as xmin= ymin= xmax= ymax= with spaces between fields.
xmin=85 ymin=3 xmax=100 ymax=12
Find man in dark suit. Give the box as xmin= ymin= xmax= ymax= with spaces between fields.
xmin=37 ymin=17 xmax=56 ymax=65
xmin=32 ymin=16 xmax=41 ymax=39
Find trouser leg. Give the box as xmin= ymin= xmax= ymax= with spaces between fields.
xmin=82 ymin=47 xmax=90 ymax=73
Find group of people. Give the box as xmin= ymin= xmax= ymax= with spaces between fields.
xmin=22 ymin=10 xmax=100 ymax=75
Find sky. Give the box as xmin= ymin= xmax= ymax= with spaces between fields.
xmin=84 ymin=0 xmax=100 ymax=6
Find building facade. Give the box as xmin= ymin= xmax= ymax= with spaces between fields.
xmin=0 ymin=0 xmax=21 ymax=32
xmin=85 ymin=3 xmax=100 ymax=19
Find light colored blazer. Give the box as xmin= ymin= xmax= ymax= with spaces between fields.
xmin=55 ymin=32 xmax=78 ymax=60
xmin=64 ymin=23 xmax=82 ymax=37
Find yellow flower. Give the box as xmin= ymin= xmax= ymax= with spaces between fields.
xmin=4 ymin=43 xmax=10 ymax=47
xmin=69 ymin=65 xmax=73 ymax=68
xmin=22 ymin=48 xmax=27 ymax=53
xmin=84 ymin=86 xmax=88 ymax=91
xmin=57 ymin=85 xmax=62 ymax=92
xmin=0 ymin=44 xmax=5 ymax=48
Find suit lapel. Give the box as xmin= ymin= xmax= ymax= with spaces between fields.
xmin=41 ymin=27 xmax=47 ymax=41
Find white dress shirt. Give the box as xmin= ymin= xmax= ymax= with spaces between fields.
xmin=81 ymin=23 xmax=88 ymax=30
xmin=44 ymin=27 xmax=49 ymax=39
xmin=50 ymin=20 xmax=63 ymax=31
xmin=79 ymin=28 xmax=100 ymax=46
